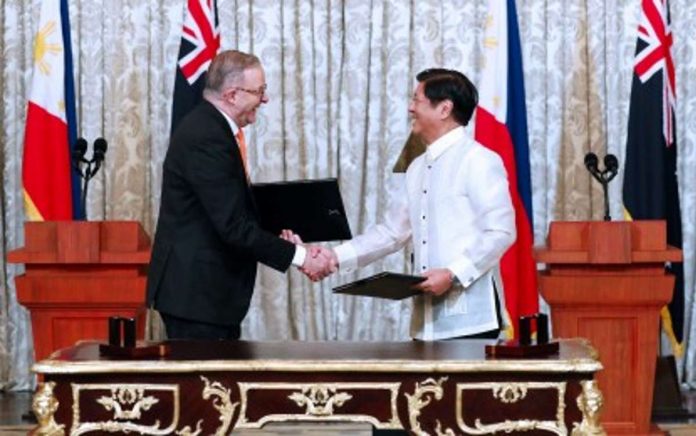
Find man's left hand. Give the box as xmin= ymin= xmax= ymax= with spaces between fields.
xmin=414 ymin=268 xmax=454 ymax=296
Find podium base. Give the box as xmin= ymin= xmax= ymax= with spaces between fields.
xmin=652 ymin=356 xmax=695 ymax=421
xmin=648 ymin=423 xmax=667 ymax=435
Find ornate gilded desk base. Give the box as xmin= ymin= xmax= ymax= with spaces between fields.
xmin=31 ymin=339 xmax=605 ymax=436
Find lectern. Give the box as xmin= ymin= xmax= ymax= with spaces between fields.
xmin=8 ymin=221 xmax=150 ymax=362
xmin=536 ymin=220 xmax=681 ymax=435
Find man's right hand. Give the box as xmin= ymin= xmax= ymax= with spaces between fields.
xmin=301 ymin=246 xmax=337 ymax=281
xmin=281 ymin=229 xmax=338 ymax=281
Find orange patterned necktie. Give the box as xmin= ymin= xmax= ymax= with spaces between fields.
xmin=235 ymin=129 xmax=248 ymax=175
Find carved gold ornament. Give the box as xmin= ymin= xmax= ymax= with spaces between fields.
xmin=173 ymin=376 xmax=237 ymax=436
xmin=236 ymin=381 xmax=402 ymax=429
xmin=96 ymin=387 xmax=159 ymax=420
xmin=199 ymin=376 xmax=239 ymax=435
xmin=455 ymin=382 xmax=568 ymax=435
xmin=288 ymin=385 xmax=353 ymax=416
xmin=175 ymin=420 xmax=203 ymax=436
xmin=405 ymin=376 xmax=450 ymax=436
xmin=70 ymin=383 xmax=180 ymax=435
xmin=32 ymin=382 xmax=65 ymax=436
xmin=571 ymin=380 xmax=607 ymax=436
xmin=492 ymin=384 xmax=527 ymax=403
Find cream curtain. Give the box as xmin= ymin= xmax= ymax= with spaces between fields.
xmin=1 ymin=0 xmax=695 ymax=390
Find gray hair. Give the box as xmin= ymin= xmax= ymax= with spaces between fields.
xmin=204 ymin=50 xmax=261 ymax=94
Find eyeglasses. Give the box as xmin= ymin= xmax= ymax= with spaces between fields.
xmin=234 ymin=84 xmax=268 ymax=98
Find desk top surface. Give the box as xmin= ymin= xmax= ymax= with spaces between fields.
xmin=34 ymin=338 xmax=601 ymax=375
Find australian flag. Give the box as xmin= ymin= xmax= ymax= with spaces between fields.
xmin=171 ymin=0 xmax=220 ymax=133
xmin=623 ymin=0 xmax=684 ymax=354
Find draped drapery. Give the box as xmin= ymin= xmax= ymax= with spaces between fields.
xmin=1 ymin=0 xmax=695 ymax=390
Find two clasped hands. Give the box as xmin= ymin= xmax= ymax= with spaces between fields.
xmin=280 ymin=229 xmax=337 ymax=281
xmin=280 ymin=229 xmax=456 ymax=296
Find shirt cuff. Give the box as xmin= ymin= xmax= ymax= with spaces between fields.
xmin=447 ymin=257 xmax=480 ymax=288
xmin=334 ymin=242 xmax=358 ymax=272
xmin=291 ymin=245 xmax=307 ymax=267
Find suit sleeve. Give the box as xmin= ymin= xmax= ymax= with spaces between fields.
xmin=185 ymin=135 xmax=295 ymax=272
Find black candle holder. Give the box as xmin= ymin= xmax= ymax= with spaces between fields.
xmin=108 ymin=316 xmax=136 ymax=347
xmin=99 ymin=316 xmax=169 ymax=358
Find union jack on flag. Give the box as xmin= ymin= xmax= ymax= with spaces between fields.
xmin=179 ymin=0 xmax=220 ymax=84
xmin=171 ymin=0 xmax=220 ymax=132
xmin=634 ymin=0 xmax=675 ymax=146
xmin=623 ymin=0 xmax=684 ymax=354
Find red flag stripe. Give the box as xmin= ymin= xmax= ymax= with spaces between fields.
xmin=644 ymin=0 xmax=667 ymax=40
xmin=180 ymin=47 xmax=216 ymax=79
xmin=635 ymin=0 xmax=675 ymax=145
xmin=188 ymin=0 xmax=216 ymax=45
xmin=178 ymin=0 xmax=220 ymax=84
xmin=643 ymin=0 xmax=675 ymax=88
xmin=635 ymin=45 xmax=668 ymax=77
xmin=23 ymin=102 xmax=73 ymax=220
xmin=475 ymin=106 xmax=539 ymax=329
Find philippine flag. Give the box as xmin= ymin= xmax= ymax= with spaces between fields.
xmin=474 ymin=0 xmax=538 ymax=337
xmin=22 ymin=0 xmax=80 ymax=220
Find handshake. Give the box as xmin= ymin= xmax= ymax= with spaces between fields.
xmin=279 ymin=230 xmax=455 ymax=295
xmin=281 ymin=230 xmax=338 ymax=281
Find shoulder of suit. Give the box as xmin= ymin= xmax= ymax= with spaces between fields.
xmin=174 ymin=102 xmax=231 ymax=139
xmin=191 ymin=101 xmax=227 ymax=124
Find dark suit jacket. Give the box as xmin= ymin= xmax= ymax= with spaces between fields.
xmin=147 ymin=101 xmax=295 ymax=326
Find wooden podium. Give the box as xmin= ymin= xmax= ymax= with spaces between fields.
xmin=535 ymin=220 xmax=681 ymax=435
xmin=8 ymin=221 xmax=151 ymax=362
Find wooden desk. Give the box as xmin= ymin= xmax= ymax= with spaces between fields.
xmin=31 ymin=339 xmax=604 ymax=435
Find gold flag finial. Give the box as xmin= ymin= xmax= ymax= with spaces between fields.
xmin=393 ymin=132 xmax=427 ymax=173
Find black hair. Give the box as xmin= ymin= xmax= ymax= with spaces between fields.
xmin=416 ymin=68 xmax=478 ymax=126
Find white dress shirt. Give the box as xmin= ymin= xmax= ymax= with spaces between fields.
xmin=334 ymin=126 xmax=515 ymax=340
xmin=214 ymin=104 xmax=306 ymax=267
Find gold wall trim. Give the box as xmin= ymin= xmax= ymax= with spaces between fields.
xmin=571 ymin=380 xmax=607 ymax=436
xmin=32 ymin=381 xmax=65 ymax=436
xmin=454 ymin=382 xmax=568 ymax=435
xmin=236 ymin=382 xmax=402 ymax=429
xmin=70 ymin=383 xmax=180 ymax=436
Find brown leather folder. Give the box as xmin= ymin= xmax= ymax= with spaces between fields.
xmin=333 ymin=272 xmax=425 ymax=300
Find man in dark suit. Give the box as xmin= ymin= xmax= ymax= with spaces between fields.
xmin=147 ymin=50 xmax=334 ymax=340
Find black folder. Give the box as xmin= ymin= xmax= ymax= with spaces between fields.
xmin=251 ymin=178 xmax=352 ymax=243
xmin=333 ymin=272 xmax=425 ymax=300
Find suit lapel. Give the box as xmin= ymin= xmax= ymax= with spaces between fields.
xmin=203 ymin=101 xmax=260 ymax=218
